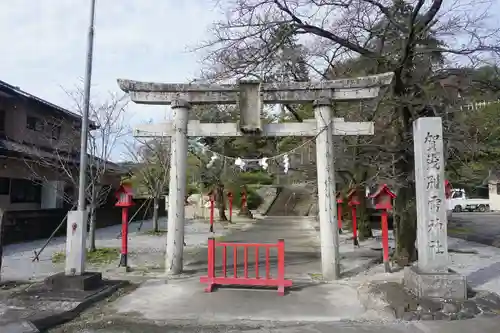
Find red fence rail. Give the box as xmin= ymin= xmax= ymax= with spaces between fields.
xmin=199 ymin=238 xmax=293 ymax=295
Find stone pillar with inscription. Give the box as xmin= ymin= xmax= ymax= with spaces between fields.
xmin=404 ymin=117 xmax=467 ymax=300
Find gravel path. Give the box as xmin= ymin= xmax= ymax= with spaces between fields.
xmin=1 ymin=216 xmax=236 ymax=282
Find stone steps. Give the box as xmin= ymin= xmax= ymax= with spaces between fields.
xmin=265 ymin=185 xmax=315 ymax=217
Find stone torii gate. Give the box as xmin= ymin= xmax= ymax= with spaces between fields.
xmin=117 ymin=73 xmax=394 ymax=280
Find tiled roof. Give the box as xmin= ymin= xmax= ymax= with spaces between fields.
xmin=0 ymin=80 xmax=83 ymax=121
xmin=0 ymin=138 xmax=78 ymax=163
xmin=0 ymin=138 xmax=125 ymax=174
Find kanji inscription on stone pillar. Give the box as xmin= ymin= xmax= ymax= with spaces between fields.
xmin=413 ymin=117 xmax=448 ymax=273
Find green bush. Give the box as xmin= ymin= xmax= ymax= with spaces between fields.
xmin=237 ymin=171 xmax=273 ymax=185
xmin=186 ymin=183 xmax=200 ymax=196
xmin=246 ymin=189 xmax=263 ymax=209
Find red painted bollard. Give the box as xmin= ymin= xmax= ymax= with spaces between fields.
xmin=227 ymin=191 xmax=233 ymax=222
xmin=209 ymin=193 xmax=215 ymax=233
xmin=381 ymin=209 xmax=389 ymax=268
xmin=445 ymin=180 xmax=452 ymax=199
xmin=336 ymin=191 xmax=343 ymax=234
xmin=370 ymin=184 xmax=396 ymax=273
xmin=115 ymin=183 xmax=135 ymax=269
xmin=347 ymin=188 xmax=360 ymax=246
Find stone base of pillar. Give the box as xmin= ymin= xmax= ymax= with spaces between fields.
xmin=44 ymin=272 xmax=103 ymax=291
xmin=403 ymin=266 xmax=467 ymax=300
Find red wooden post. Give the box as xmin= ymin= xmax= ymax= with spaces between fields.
xmin=205 ymin=238 xmax=216 ymax=292
xmin=115 ymin=183 xmax=134 ymax=269
xmin=265 ymin=247 xmax=270 ymax=279
xmin=370 ymin=184 xmax=396 ymax=273
xmin=255 ymin=247 xmax=259 ymax=278
xmin=277 ymin=239 xmax=286 ymax=296
xmin=227 ymin=191 xmax=233 ymax=222
xmin=222 ymin=246 xmax=227 ymax=277
xmin=381 ymin=209 xmax=389 ymax=269
xmin=233 ymin=246 xmax=238 ymax=277
xmin=347 ymin=189 xmax=360 ymax=247
xmin=120 ymin=207 xmax=129 ymax=267
xmin=244 ymin=246 xmax=249 ymax=278
xmin=351 ymin=205 xmax=358 ymax=246
xmin=336 ymin=192 xmax=343 ymax=234
xmin=209 ymin=193 xmax=215 ymax=233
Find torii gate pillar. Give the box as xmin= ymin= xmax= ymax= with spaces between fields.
xmin=165 ymin=100 xmax=190 ymax=274
xmin=314 ymin=99 xmax=340 ymax=279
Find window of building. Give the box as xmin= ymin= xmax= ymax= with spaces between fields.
xmin=10 ymin=178 xmax=42 ymax=203
xmin=0 ymin=110 xmax=5 ymax=134
xmin=0 ymin=177 xmax=10 ymax=195
xmin=26 ymin=116 xmax=44 ymax=132
xmin=496 ymin=183 xmax=500 ymax=195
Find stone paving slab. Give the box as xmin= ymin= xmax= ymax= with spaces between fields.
xmin=113 ymin=277 xmax=381 ymax=323
xmin=46 ymin=316 xmax=500 ymax=333
xmin=414 ymin=316 xmax=500 ymax=333
xmin=1 ymin=320 xmax=39 ymax=333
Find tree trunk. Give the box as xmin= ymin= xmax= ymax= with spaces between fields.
xmin=153 ymin=196 xmax=160 ymax=232
xmin=357 ymin=188 xmax=373 ymax=240
xmin=238 ymin=200 xmax=253 ymax=218
xmin=216 ymin=183 xmax=228 ymax=221
xmin=391 ymin=69 xmax=418 ymax=266
xmin=87 ymin=187 xmax=97 ymax=252
xmin=393 ymin=133 xmax=417 ymax=265
xmin=393 ymin=183 xmax=417 ymax=266
xmin=88 ymin=205 xmax=97 ymax=252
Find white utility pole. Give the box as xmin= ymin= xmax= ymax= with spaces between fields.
xmin=66 ymin=0 xmax=96 ymax=276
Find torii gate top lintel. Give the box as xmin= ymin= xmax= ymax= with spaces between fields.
xmin=116 ymin=72 xmax=394 ymax=105
xmin=121 ymin=72 xmax=394 ymax=137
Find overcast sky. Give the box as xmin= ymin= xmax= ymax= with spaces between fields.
xmin=1 ymin=1 xmax=498 ymax=161
xmin=0 ymin=0 xmax=222 ymax=160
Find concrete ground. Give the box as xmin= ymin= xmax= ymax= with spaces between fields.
xmin=48 ymin=216 xmax=390 ymax=330
xmin=449 ymin=212 xmax=500 ymax=247
xmin=47 ymin=216 xmax=400 ymax=332
xmin=46 ymin=215 xmax=500 ymax=323
xmin=46 ymin=225 xmax=500 ymax=332
xmin=7 ymin=211 xmax=500 ymax=332
xmin=448 ymin=237 xmax=500 ymax=294
xmin=364 ymin=230 xmax=500 ymax=296
xmin=48 ymin=317 xmax=500 ymax=333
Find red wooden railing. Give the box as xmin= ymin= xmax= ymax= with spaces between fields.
xmin=199 ymin=238 xmax=293 ymax=295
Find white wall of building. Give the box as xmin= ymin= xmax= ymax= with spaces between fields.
xmin=488 ymin=182 xmax=500 ymax=211
xmin=41 ymin=180 xmax=65 ymax=209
